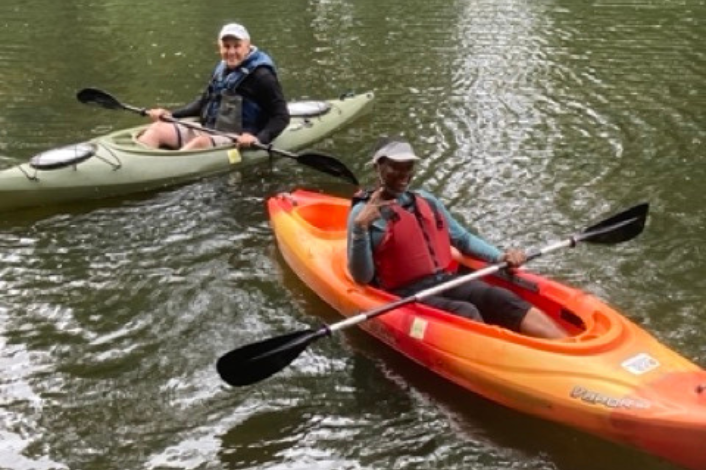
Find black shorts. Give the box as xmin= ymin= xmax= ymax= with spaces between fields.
xmin=394 ymin=275 xmax=530 ymax=332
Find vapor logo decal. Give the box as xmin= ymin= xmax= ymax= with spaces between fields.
xmin=571 ymin=386 xmax=651 ymax=409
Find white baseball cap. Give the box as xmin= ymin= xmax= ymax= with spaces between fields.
xmin=371 ymin=139 xmax=420 ymax=164
xmin=219 ymin=23 xmax=250 ymax=41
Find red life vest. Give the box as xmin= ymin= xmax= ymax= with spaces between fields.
xmin=373 ymin=193 xmax=454 ymax=290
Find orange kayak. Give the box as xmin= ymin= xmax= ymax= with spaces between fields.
xmin=266 ymin=189 xmax=706 ymax=470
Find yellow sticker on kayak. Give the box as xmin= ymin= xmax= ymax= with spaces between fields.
xmin=227 ymin=149 xmax=242 ymax=164
xmin=410 ymin=317 xmax=427 ymax=340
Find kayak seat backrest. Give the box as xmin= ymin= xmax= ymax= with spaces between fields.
xmin=287 ymin=101 xmax=332 ymax=118
xmin=293 ymin=202 xmax=348 ymax=236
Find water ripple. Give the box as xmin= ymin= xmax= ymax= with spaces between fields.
xmin=0 ymin=0 xmax=704 ymax=469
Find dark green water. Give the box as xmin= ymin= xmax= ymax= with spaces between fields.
xmin=0 ymin=0 xmax=704 ymax=469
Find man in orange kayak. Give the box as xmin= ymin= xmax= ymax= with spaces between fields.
xmin=347 ymin=136 xmax=568 ymax=339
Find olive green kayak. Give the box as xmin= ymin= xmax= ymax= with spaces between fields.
xmin=0 ymin=91 xmax=374 ymax=213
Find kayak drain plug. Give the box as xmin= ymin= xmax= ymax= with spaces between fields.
xmin=696 ymin=384 xmax=706 ymax=394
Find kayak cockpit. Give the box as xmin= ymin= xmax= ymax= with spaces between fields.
xmin=102 ymin=98 xmax=338 ymax=152
xmin=458 ymin=255 xmax=627 ymax=351
xmin=281 ymin=191 xmax=627 ymax=351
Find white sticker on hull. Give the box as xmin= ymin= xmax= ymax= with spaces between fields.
xmin=410 ymin=318 xmax=427 ymax=340
xmin=621 ymin=353 xmax=660 ymax=375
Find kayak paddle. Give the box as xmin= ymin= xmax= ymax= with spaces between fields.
xmin=75 ymin=87 xmax=360 ymax=186
xmin=216 ymin=202 xmax=649 ymax=387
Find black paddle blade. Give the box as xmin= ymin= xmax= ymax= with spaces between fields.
xmin=579 ymin=202 xmax=649 ymax=245
xmin=216 ymin=329 xmax=324 ymax=387
xmin=297 ymin=151 xmax=359 ymax=186
xmin=76 ymin=87 xmax=123 ymax=110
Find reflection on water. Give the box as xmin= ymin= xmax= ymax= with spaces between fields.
xmin=0 ymin=0 xmax=704 ymax=469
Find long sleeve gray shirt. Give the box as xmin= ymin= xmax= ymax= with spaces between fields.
xmin=346 ymin=190 xmax=503 ymax=285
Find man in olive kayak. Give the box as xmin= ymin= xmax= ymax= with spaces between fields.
xmin=347 ymin=137 xmax=568 ymax=339
xmin=138 ymin=22 xmax=290 ymax=150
